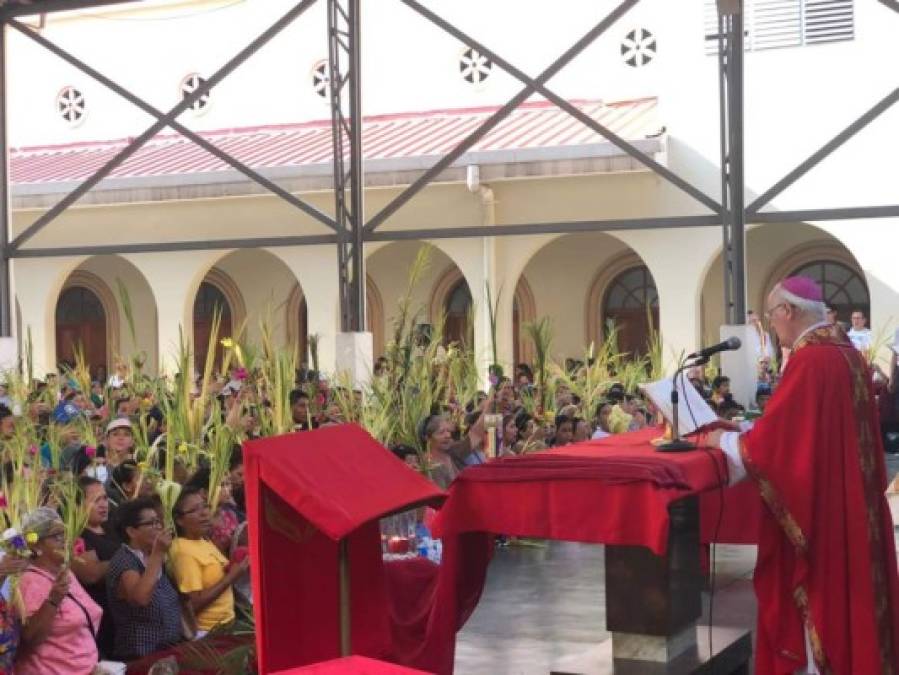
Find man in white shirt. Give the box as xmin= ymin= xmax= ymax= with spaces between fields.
xmin=847 ymin=309 xmax=872 ymax=352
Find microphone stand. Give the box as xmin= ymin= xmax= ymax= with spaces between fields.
xmin=657 ymin=355 xmax=708 ymax=452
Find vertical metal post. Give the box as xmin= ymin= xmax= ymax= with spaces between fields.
xmin=338 ymin=538 xmax=351 ymax=656
xmin=328 ymin=0 xmax=365 ymax=333
xmin=0 ymin=22 xmax=11 ymax=338
xmin=718 ymin=0 xmax=746 ymax=324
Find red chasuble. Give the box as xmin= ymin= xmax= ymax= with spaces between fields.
xmin=740 ymin=326 xmax=899 ymax=674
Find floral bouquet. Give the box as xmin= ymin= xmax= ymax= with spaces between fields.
xmin=1 ymin=526 xmax=34 ymax=619
xmin=1 ymin=527 xmax=35 ymax=558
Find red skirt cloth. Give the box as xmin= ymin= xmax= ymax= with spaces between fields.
xmin=433 ymin=428 xmax=757 ymax=554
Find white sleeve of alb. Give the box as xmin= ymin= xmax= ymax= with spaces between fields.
xmin=719 ymin=431 xmax=747 ymax=485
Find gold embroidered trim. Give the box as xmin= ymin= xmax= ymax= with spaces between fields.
xmin=836 ymin=345 xmax=896 ymax=675
xmin=739 ymin=436 xmax=808 ymax=554
xmin=794 ymin=586 xmax=831 ymax=674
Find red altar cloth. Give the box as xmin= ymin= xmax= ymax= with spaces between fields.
xmin=273 ymin=655 xmax=432 ymax=673
xmin=244 ymin=425 xmax=446 ymax=674
xmin=433 ymin=427 xmax=760 ymax=554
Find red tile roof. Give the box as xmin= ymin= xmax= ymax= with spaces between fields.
xmin=10 ymin=97 xmax=659 ymax=185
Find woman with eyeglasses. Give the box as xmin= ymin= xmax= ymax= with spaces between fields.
xmin=169 ymin=486 xmax=248 ymax=635
xmin=16 ymin=507 xmax=102 ymax=675
xmin=105 ymin=496 xmax=182 ymax=660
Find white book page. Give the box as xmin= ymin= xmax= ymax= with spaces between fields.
xmin=639 ymin=376 xmax=718 ymax=435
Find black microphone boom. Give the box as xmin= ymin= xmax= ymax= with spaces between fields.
xmin=687 ymin=336 xmax=742 ymax=361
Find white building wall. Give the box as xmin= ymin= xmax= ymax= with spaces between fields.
xmin=6 ymin=0 xmax=899 ymax=377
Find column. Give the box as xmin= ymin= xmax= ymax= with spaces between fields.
xmin=124 ymin=251 xmax=221 ymax=375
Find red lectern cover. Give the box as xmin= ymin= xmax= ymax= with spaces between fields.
xmin=244 ymin=424 xmax=445 ymax=674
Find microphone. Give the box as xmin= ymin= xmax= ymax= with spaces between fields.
xmin=687 ymin=336 xmax=741 ymax=360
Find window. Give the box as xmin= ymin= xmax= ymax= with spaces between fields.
xmin=602 ymin=265 xmax=659 ymax=357
xmin=444 ymin=280 xmax=473 ymax=347
xmin=311 ymin=59 xmax=330 ymax=100
xmin=621 ymin=28 xmax=657 ymax=67
xmin=180 ymin=73 xmax=211 ymax=113
xmin=704 ymin=0 xmax=853 ymax=53
xmin=790 ymin=260 xmax=868 ymax=321
xmin=56 ymin=86 xmax=86 ymax=126
xmin=459 ymin=47 xmax=492 ymax=85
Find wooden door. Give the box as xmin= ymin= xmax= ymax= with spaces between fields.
xmin=55 ymin=286 xmax=107 ymax=377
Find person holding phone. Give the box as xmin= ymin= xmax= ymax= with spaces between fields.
xmin=106 ymin=497 xmax=183 ymax=660
xmin=17 ymin=507 xmax=102 ymax=675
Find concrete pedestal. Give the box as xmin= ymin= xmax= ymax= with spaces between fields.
xmin=719 ymin=324 xmax=759 ymax=409
xmin=605 ymin=498 xmax=702 ymax=662
xmin=335 ymin=332 xmax=373 ymax=390
xmin=588 ymin=497 xmax=752 ymax=674
xmin=0 ymin=337 xmax=17 ymax=372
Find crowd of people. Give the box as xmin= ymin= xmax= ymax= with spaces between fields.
xmin=0 ymin=370 xmax=259 ymax=674
xmin=0 ymin=297 xmax=885 ymax=673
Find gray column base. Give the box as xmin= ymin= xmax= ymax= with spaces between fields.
xmin=611 ymin=624 xmax=697 ymax=662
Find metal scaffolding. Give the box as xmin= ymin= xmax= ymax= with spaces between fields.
xmin=0 ymin=0 xmax=897 ymax=340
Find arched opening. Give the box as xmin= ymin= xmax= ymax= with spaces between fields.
xmin=601 ymin=265 xmax=659 ymax=357
xmin=788 ymin=259 xmax=869 ymax=324
xmin=193 ymin=281 xmax=234 ymax=370
xmin=55 ymin=286 xmax=107 ymax=377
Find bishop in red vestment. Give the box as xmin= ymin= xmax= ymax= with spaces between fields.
xmin=704 ymin=276 xmax=899 ymax=674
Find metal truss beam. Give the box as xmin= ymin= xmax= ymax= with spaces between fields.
xmin=366 ymin=214 xmax=723 ymax=242
xmin=0 ymin=24 xmax=11 ymax=336
xmin=747 ymin=86 xmax=899 ymax=215
xmin=328 ymin=0 xmax=365 ymax=333
xmin=401 ymin=0 xmax=721 ymax=216
xmin=6 ymin=17 xmax=338 ymax=234
xmin=7 ymin=0 xmax=319 ymax=253
xmin=719 ymin=0 xmax=747 ymax=325
xmin=9 ymin=234 xmax=338 ymax=259
xmin=753 ymin=205 xmax=899 ymax=223
xmin=363 ymin=0 xmax=639 ymax=234
xmin=10 ymin=202 xmax=898 ymax=260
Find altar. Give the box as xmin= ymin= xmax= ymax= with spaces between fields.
xmin=432 ymin=427 xmax=755 ymax=674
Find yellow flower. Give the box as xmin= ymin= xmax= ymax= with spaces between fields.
xmin=138 ymin=461 xmax=150 ymax=471
xmin=25 ymin=532 xmax=38 ymax=544
xmin=178 ymin=442 xmax=188 ymax=455
xmin=220 ymin=338 xmax=234 ymax=349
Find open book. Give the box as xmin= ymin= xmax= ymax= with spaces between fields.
xmin=639 ymin=376 xmax=719 ymax=436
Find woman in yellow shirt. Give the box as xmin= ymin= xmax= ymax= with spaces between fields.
xmin=168 ymin=486 xmax=249 ymax=633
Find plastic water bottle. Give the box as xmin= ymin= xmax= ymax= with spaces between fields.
xmin=427 ymin=538 xmax=443 ymax=564
xmin=416 ymin=523 xmax=431 ymax=558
